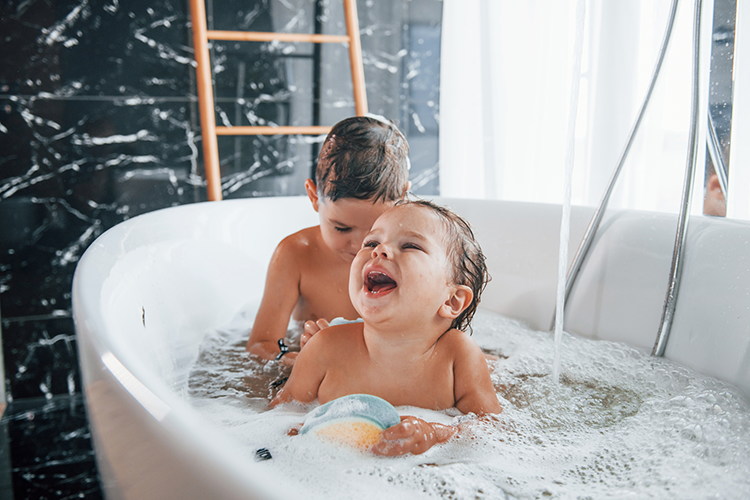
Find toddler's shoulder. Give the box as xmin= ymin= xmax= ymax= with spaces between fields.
xmin=302 ymin=322 xmax=364 ymax=360
xmin=439 ymin=328 xmax=472 ymax=344
xmin=316 ymin=322 xmax=363 ymax=344
xmin=439 ymin=329 xmax=485 ymax=358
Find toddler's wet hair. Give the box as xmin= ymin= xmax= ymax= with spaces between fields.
xmin=399 ymin=199 xmax=490 ymax=333
xmin=316 ymin=116 xmax=410 ymax=203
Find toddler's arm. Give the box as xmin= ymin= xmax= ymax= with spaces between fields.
xmin=269 ymin=331 xmax=328 ymax=407
xmin=452 ymin=332 xmax=503 ymax=416
xmin=373 ymin=336 xmax=501 ymax=457
xmin=372 ymin=331 xmax=502 ymax=456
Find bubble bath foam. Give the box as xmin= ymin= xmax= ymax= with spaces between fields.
xmin=188 ymin=308 xmax=750 ymax=500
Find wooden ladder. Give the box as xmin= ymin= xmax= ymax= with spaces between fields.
xmin=189 ymin=0 xmax=369 ymax=201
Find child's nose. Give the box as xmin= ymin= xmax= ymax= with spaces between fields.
xmin=371 ymin=243 xmax=392 ymax=259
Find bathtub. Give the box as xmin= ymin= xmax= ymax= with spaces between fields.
xmin=72 ymin=196 xmax=750 ymax=499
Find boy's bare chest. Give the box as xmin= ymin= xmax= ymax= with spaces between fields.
xmin=295 ymin=259 xmax=358 ymax=321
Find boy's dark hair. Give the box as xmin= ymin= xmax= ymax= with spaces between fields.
xmin=401 ymin=199 xmax=490 ymax=333
xmin=316 ymin=116 xmax=410 ymax=202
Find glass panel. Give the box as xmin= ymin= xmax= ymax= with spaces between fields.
xmin=703 ymin=0 xmax=737 ymax=217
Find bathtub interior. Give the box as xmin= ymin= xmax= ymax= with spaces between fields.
xmin=73 ymin=196 xmax=750 ymax=499
xmin=92 ymin=198 xmax=316 ymax=392
xmin=74 ymin=197 xmax=319 ymax=500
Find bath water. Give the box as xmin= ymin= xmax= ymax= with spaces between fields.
xmin=188 ymin=306 xmax=750 ymax=500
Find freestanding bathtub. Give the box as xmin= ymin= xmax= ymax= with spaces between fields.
xmin=72 ymin=196 xmax=750 ymax=499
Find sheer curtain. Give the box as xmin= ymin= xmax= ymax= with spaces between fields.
xmin=439 ymin=0 xmax=731 ymax=217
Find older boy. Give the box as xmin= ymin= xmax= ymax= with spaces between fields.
xmin=246 ymin=116 xmax=410 ymax=365
xmin=272 ymin=200 xmax=502 ymax=456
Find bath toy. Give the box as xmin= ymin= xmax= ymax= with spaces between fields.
xmin=300 ymin=394 xmax=400 ymax=450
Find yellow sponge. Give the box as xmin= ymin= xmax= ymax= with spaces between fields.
xmin=312 ymin=419 xmax=386 ymax=450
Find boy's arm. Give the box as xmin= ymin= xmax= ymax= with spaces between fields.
xmin=300 ymin=318 xmax=330 ymax=349
xmin=246 ymin=236 xmax=303 ymax=365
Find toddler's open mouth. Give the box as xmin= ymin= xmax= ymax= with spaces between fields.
xmin=365 ymin=270 xmax=397 ymax=294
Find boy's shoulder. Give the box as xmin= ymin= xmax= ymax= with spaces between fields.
xmin=276 ymin=226 xmax=323 ymax=255
xmin=281 ymin=225 xmax=321 ymax=245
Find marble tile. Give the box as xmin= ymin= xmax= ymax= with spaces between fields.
xmin=2 ymin=317 xmax=80 ymax=401
xmin=0 ymin=238 xmax=75 ymax=319
xmin=209 ymin=0 xmax=306 ymax=33
xmin=0 ymin=0 xmax=193 ymax=98
xmin=210 ymin=40 xmax=356 ymax=121
xmin=2 ymin=395 xmax=102 ymax=499
xmin=0 ymin=417 xmax=11 ymax=500
xmin=0 ymin=98 xmax=200 ymax=318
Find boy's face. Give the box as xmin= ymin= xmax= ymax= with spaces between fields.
xmin=349 ymin=204 xmax=459 ymax=326
xmin=316 ymin=195 xmax=395 ymax=264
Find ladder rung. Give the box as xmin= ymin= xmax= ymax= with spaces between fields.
xmin=216 ymin=125 xmax=332 ymax=136
xmin=207 ymin=30 xmax=349 ymax=44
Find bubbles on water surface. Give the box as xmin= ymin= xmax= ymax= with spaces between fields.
xmin=498 ymin=372 xmax=642 ymax=431
xmin=187 ymin=308 xmax=750 ymax=500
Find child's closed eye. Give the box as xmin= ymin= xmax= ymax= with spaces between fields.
xmin=363 ymin=239 xmax=379 ymax=248
xmin=402 ymin=242 xmax=424 ymax=251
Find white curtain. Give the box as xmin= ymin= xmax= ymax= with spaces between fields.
xmin=439 ymin=0 xmax=735 ymax=217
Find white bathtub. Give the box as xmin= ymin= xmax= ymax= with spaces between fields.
xmin=72 ymin=196 xmax=750 ymax=499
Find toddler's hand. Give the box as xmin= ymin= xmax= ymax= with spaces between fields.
xmin=301 ymin=318 xmax=330 ymax=349
xmin=372 ymin=416 xmax=457 ymax=456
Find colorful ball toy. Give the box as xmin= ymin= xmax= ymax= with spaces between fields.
xmin=300 ymin=394 xmax=401 ymax=450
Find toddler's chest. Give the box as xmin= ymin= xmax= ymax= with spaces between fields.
xmin=320 ymin=362 xmax=456 ymax=411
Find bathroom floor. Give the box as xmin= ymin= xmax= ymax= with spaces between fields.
xmin=0 ymin=395 xmax=102 ymax=499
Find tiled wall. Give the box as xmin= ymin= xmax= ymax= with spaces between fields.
xmin=0 ymin=0 xmax=442 ymax=403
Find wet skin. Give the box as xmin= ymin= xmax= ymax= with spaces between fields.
xmin=272 ymin=204 xmax=502 ymax=455
xmin=246 ymin=179 xmax=395 ymax=365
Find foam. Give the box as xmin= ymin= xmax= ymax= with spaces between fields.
xmin=188 ymin=308 xmax=750 ymax=499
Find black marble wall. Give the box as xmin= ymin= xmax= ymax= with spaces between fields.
xmin=1 ymin=0 xmax=441 ymax=400
xmin=0 ymin=0 xmax=442 ymax=496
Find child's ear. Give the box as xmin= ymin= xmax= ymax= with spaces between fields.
xmin=438 ymin=285 xmax=473 ymax=321
xmin=305 ymin=179 xmax=320 ymax=212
